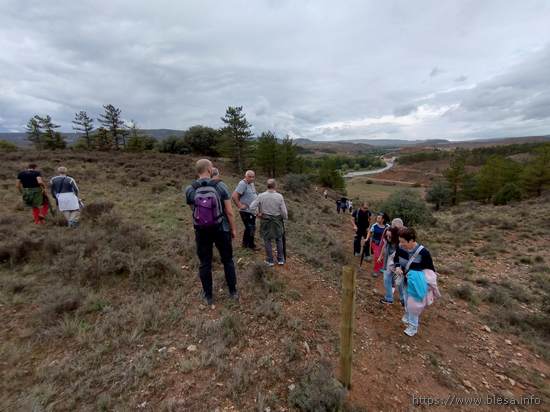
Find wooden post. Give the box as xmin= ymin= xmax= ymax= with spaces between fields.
xmin=339 ymin=265 xmax=356 ymax=389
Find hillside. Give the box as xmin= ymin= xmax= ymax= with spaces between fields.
xmin=0 ymin=150 xmax=549 ymax=410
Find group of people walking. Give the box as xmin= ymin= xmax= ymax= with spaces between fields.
xmin=16 ymin=163 xmax=82 ymax=227
xmin=184 ymin=159 xmax=288 ymax=305
xmin=16 ymin=160 xmax=436 ymax=337
xmin=351 ymin=201 xmax=439 ymax=337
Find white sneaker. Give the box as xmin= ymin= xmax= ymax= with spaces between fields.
xmin=404 ymin=326 xmax=417 ymax=337
xmin=264 ymin=261 xmax=275 ymax=267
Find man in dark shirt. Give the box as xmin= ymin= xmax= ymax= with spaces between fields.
xmin=185 ymin=159 xmax=238 ymax=305
xmin=351 ymin=202 xmax=371 ymax=256
xmin=16 ymin=163 xmax=49 ymax=224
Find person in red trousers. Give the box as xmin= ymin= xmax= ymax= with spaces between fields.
xmin=16 ymin=163 xmax=49 ymax=224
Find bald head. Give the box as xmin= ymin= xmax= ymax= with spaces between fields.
xmin=244 ymin=170 xmax=255 ymax=183
xmin=196 ymin=159 xmax=212 ymax=176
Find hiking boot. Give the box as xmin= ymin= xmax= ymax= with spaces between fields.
xmin=277 ymin=259 xmax=285 ymax=265
xmin=201 ymin=291 xmax=213 ymax=306
xmin=379 ymin=298 xmax=393 ymax=305
xmin=404 ymin=325 xmax=417 ymax=337
xmin=264 ymin=261 xmax=275 ymax=267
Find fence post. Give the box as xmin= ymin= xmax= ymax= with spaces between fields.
xmin=339 ymin=265 xmax=356 ymax=389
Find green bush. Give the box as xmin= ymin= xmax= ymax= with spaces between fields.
xmin=285 ymin=174 xmax=312 ymax=193
xmin=0 ymin=139 xmax=17 ymax=152
xmin=379 ymin=189 xmax=433 ymax=226
xmin=157 ymin=136 xmax=190 ymax=154
xmin=493 ymin=182 xmax=522 ymax=205
xmin=288 ymin=361 xmax=345 ymax=411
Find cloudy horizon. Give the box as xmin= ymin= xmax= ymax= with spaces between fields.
xmin=1 ymin=0 xmax=550 ymax=141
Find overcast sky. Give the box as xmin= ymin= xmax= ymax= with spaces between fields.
xmin=1 ymin=0 xmax=550 ymax=141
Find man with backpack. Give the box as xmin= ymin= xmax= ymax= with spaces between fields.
xmin=232 ymin=170 xmax=258 ymax=250
xmin=185 ymin=159 xmax=238 ymax=305
xmin=50 ymin=166 xmax=82 ymax=228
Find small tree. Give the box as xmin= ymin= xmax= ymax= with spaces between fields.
xmin=493 ymin=182 xmax=522 ymax=205
xmin=444 ymin=151 xmax=466 ymax=205
xmin=476 ymin=155 xmax=521 ymax=203
xmin=380 ymin=189 xmax=433 ymax=226
xmin=318 ymin=158 xmax=345 ymax=191
xmin=157 ymin=135 xmax=190 ymax=154
xmin=521 ymin=144 xmax=550 ymax=197
xmin=279 ymin=135 xmax=299 ymax=174
xmin=184 ymin=125 xmax=220 ymax=156
xmin=26 ymin=116 xmax=42 ymax=148
xmin=93 ymin=127 xmax=113 ymax=151
xmin=220 ymin=106 xmax=253 ymax=173
xmin=98 ymin=104 xmax=124 ymax=150
xmin=426 ymin=180 xmax=452 ymax=210
xmin=72 ymin=111 xmax=94 ymax=148
xmin=126 ymin=120 xmax=156 ymax=151
xmin=256 ymin=131 xmax=279 ymax=177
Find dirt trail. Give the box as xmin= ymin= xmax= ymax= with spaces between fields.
xmin=266 ymin=207 xmax=549 ymax=411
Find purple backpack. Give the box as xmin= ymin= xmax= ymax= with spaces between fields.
xmin=191 ymin=180 xmax=224 ymax=228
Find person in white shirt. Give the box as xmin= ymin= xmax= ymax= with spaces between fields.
xmin=50 ymin=166 xmax=81 ymax=228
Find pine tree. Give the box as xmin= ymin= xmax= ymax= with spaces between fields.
xmin=220 ymin=106 xmax=253 ymax=173
xmin=426 ymin=180 xmax=451 ymax=210
xmin=72 ymin=111 xmax=94 ymax=148
xmin=33 ymin=115 xmax=65 ymax=150
xmin=98 ymin=104 xmax=124 ymax=150
xmin=476 ymin=155 xmax=521 ymax=203
xmin=444 ymin=151 xmax=466 ymax=205
xmin=279 ymin=135 xmax=299 ymax=174
xmin=256 ymin=131 xmax=279 ymax=177
xmin=26 ymin=116 xmax=42 ymax=149
xmin=521 ymin=144 xmax=550 ymax=197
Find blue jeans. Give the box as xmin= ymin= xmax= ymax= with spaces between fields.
xmin=264 ymin=237 xmax=284 ymax=263
xmin=402 ymin=287 xmax=420 ymax=329
xmin=383 ymin=270 xmax=405 ymax=303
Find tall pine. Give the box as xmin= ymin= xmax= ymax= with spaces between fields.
xmin=220 ymin=106 xmax=253 ymax=173
xmin=72 ymin=111 xmax=94 ymax=148
xmin=256 ymin=131 xmax=279 ymax=177
xmin=98 ymin=104 xmax=125 ymax=150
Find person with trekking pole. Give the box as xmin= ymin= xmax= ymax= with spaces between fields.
xmin=16 ymin=163 xmax=49 ymax=225
xmin=185 ymin=159 xmax=239 ymax=305
xmin=352 ymin=201 xmax=371 ymax=257
xmin=50 ymin=166 xmax=82 ymax=228
xmin=250 ymin=179 xmax=288 ymax=266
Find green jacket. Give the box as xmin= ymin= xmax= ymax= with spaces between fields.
xmin=22 ymin=187 xmax=44 ymax=208
xmin=260 ymin=214 xmax=284 ymax=240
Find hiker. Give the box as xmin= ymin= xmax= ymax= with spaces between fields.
xmin=340 ymin=197 xmax=348 ymax=214
xmin=323 ymin=189 xmax=328 ymax=199
xmin=16 ymin=163 xmax=49 ymax=224
xmin=351 ymin=202 xmax=371 ymax=257
xmin=348 ymin=199 xmax=353 ymax=213
xmin=232 ymin=170 xmax=258 ymax=250
xmin=336 ymin=199 xmax=341 ymax=213
xmin=365 ymin=211 xmax=389 ymax=276
xmin=50 ymin=166 xmax=81 ymax=228
xmin=250 ymin=178 xmax=288 ymax=266
xmin=185 ymin=159 xmax=238 ymax=305
xmin=211 ymin=167 xmax=221 ymax=181
xmin=393 ymin=227 xmax=436 ymax=337
xmin=379 ymin=218 xmax=405 ymax=305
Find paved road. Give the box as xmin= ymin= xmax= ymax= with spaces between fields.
xmin=344 ymin=157 xmax=395 ymax=178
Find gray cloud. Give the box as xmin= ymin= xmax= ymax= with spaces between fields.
xmin=1 ymin=0 xmax=550 ymax=141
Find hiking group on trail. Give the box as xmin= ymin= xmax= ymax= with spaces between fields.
xmin=351 ymin=198 xmax=440 ymax=337
xmin=15 ymin=159 xmax=437 ymax=337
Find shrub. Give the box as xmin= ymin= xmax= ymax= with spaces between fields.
xmin=0 ymin=139 xmax=17 ymax=152
xmin=379 ymin=189 xmax=433 ymax=226
xmin=81 ymin=200 xmax=114 ymax=220
xmin=493 ymin=182 xmax=522 ymax=205
xmin=285 ymin=174 xmax=312 ymax=193
xmin=288 ymin=360 xmax=346 ymax=411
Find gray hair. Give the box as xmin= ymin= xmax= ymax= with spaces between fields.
xmin=211 ymin=167 xmax=219 ymax=177
xmin=391 ymin=218 xmax=404 ymax=228
xmin=245 ymin=170 xmax=255 ymax=178
xmin=57 ymin=166 xmax=67 ymax=174
xmin=267 ymin=178 xmax=276 ymax=189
